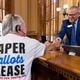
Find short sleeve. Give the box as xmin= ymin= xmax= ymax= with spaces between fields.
xmin=33 ymin=41 xmax=45 ymax=58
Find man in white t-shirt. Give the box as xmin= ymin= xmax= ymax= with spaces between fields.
xmin=0 ymin=14 xmax=54 ymax=80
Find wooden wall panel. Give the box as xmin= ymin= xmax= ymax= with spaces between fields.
xmin=14 ymin=0 xmax=27 ymax=31
xmin=12 ymin=0 xmax=80 ymax=39
xmin=5 ymin=0 xmax=14 ymax=14
xmin=14 ymin=0 xmax=39 ymax=38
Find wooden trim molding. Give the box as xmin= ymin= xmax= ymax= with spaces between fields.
xmin=5 ymin=0 xmax=15 ymax=14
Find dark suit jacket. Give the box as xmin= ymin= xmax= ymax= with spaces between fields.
xmin=58 ymin=17 xmax=80 ymax=45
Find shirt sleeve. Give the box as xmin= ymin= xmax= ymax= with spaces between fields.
xmin=57 ymin=37 xmax=62 ymax=43
xmin=33 ymin=41 xmax=45 ymax=58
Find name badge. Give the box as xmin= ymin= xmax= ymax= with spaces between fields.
xmin=67 ymin=25 xmax=72 ymax=28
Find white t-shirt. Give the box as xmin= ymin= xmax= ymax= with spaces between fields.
xmin=0 ymin=34 xmax=45 ymax=80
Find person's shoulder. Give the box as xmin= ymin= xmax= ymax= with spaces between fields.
xmin=30 ymin=38 xmax=41 ymax=44
xmin=62 ymin=19 xmax=71 ymax=25
xmin=62 ymin=19 xmax=69 ymax=22
xmin=78 ymin=16 xmax=80 ymax=20
xmin=25 ymin=37 xmax=40 ymax=43
xmin=26 ymin=37 xmax=44 ymax=47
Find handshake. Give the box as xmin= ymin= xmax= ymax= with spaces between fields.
xmin=44 ymin=38 xmax=64 ymax=53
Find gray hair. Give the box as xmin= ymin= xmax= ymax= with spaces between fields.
xmin=69 ymin=6 xmax=79 ymax=13
xmin=69 ymin=6 xmax=79 ymax=10
xmin=2 ymin=14 xmax=25 ymax=36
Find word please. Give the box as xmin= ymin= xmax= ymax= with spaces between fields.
xmin=0 ymin=43 xmax=25 ymax=54
xmin=0 ymin=64 xmax=25 ymax=76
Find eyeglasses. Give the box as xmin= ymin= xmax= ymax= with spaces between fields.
xmin=68 ymin=13 xmax=77 ymax=16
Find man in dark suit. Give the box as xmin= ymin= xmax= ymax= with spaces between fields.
xmin=53 ymin=6 xmax=80 ymax=46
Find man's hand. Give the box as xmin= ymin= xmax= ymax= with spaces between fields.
xmin=53 ymin=38 xmax=61 ymax=49
xmin=60 ymin=46 xmax=64 ymax=53
xmin=44 ymin=41 xmax=56 ymax=51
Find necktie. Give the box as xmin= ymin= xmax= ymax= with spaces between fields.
xmin=71 ymin=22 xmax=76 ymax=45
